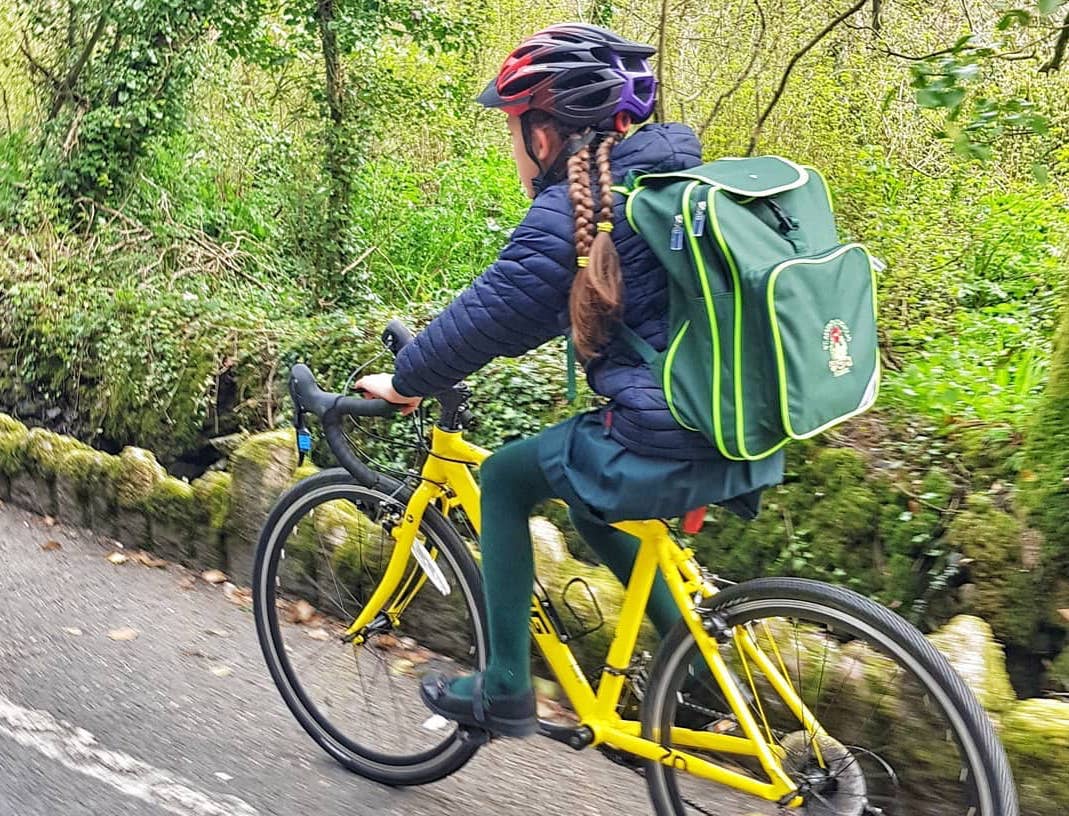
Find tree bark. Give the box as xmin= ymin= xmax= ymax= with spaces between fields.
xmin=316 ymin=0 xmax=353 ymax=282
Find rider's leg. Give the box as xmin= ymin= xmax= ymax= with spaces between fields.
xmin=448 ymin=434 xmax=553 ymax=698
xmin=568 ymin=508 xmax=680 ymax=637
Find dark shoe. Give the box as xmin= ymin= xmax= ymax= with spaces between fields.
xmin=419 ymin=672 xmax=537 ymax=738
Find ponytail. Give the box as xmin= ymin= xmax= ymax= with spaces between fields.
xmin=567 ymin=132 xmax=624 ymax=359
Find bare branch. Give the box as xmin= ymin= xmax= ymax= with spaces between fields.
xmin=698 ymin=0 xmax=767 ymax=139
xmin=1040 ymin=10 xmax=1069 ymax=72
xmin=746 ymin=0 xmax=867 ymax=155
xmin=50 ymin=5 xmax=112 ymax=119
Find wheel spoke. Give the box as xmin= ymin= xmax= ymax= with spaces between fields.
xmin=253 ymin=473 xmax=486 ymax=784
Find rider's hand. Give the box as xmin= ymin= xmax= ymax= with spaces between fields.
xmin=353 ymin=373 xmax=422 ymax=416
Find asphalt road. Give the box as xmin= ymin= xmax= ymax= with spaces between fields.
xmin=0 ymin=502 xmax=656 ymax=816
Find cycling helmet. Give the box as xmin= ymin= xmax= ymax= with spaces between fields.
xmin=477 ymin=23 xmax=658 ymax=130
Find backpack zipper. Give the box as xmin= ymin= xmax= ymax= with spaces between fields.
xmin=670 ymin=214 xmax=684 ymax=250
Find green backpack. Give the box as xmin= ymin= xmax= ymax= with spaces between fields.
xmin=618 ymin=155 xmax=880 ymax=461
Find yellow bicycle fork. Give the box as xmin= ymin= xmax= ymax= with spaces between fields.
xmin=341 ymin=426 xmax=817 ymax=806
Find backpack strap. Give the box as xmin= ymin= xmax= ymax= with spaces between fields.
xmin=616 ymin=322 xmax=659 ymax=367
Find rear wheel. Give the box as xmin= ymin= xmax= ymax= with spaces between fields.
xmin=641 ymin=578 xmax=1018 ymax=816
xmin=253 ymin=468 xmax=487 ymax=786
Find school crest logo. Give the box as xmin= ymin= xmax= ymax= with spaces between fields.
xmin=823 ymin=319 xmax=853 ymax=377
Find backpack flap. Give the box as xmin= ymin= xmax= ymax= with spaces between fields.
xmin=634 ymin=156 xmax=809 ymax=198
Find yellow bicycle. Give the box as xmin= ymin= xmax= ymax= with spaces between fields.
xmin=253 ymin=321 xmax=1017 ymax=816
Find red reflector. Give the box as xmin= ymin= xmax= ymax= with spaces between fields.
xmin=682 ymin=506 xmax=706 ymax=534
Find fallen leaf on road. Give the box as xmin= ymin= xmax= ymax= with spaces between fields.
xmin=133 ymin=551 xmax=168 ymax=568
xmin=43 ymin=515 xmax=56 ymax=527
xmin=201 ymin=569 xmax=228 ymax=584
xmin=107 ymin=551 xmax=129 ymax=565
xmin=41 ymin=539 xmax=62 ymax=551
xmin=222 ymin=583 xmax=252 ymax=607
xmin=209 ymin=665 xmax=233 ymax=678
xmin=62 ymin=627 xmax=83 ymax=636
xmin=290 ymin=599 xmax=316 ymax=624
xmin=108 ymin=627 xmax=139 ymax=641
xmin=305 ymin=628 xmax=330 ymax=642
xmin=177 ymin=575 xmax=196 ymax=590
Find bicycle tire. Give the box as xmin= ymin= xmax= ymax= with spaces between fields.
xmin=253 ymin=467 xmax=488 ymax=786
xmin=641 ymin=577 xmax=1018 ymax=816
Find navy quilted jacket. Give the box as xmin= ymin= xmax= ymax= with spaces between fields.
xmin=393 ymin=123 xmax=718 ymax=459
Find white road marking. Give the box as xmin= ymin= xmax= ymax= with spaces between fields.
xmin=0 ymin=692 xmax=259 ymax=816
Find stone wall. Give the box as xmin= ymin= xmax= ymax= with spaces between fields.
xmin=0 ymin=413 xmax=1065 ymax=815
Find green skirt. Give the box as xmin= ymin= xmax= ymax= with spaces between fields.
xmin=536 ymin=410 xmax=784 ymax=525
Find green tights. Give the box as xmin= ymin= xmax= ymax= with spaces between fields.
xmin=454 ymin=433 xmax=681 ymax=698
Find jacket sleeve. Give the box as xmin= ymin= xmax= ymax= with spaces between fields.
xmin=392 ymin=187 xmax=576 ymax=397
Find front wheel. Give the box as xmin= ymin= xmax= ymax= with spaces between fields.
xmin=253 ymin=468 xmax=488 ymax=786
xmin=641 ymin=577 xmax=1018 ymax=816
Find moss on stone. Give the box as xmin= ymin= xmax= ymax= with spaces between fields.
xmin=145 ymin=476 xmax=203 ymax=529
xmin=945 ymin=496 xmax=1043 ymax=647
xmin=928 ymin=615 xmax=1015 ymax=714
xmin=191 ymin=471 xmax=232 ymax=531
xmin=230 ymin=429 xmax=297 ymax=472
xmin=291 ymin=462 xmax=319 ymax=484
xmin=1001 ymin=698 xmax=1069 ymax=816
xmin=115 ymin=446 xmax=166 ymax=509
xmin=0 ymin=413 xmax=27 ymax=434
xmin=22 ymin=428 xmax=92 ymax=478
xmin=0 ymin=429 xmax=28 ymax=477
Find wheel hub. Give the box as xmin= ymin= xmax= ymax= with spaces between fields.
xmin=780 ymin=731 xmax=867 ymax=816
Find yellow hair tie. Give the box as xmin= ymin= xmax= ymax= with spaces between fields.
xmin=576 ymin=256 xmax=590 ymax=268
xmin=597 ymin=221 xmax=614 ymax=233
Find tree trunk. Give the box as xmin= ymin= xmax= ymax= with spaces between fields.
xmin=315 ymin=0 xmax=353 ymax=289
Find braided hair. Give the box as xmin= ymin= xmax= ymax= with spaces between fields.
xmin=567 ymin=132 xmax=624 ymax=358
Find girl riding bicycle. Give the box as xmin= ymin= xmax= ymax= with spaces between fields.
xmin=355 ymin=23 xmax=784 ymax=737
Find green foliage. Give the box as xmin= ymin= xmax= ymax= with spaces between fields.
xmin=350 ymin=151 xmax=529 ymax=303
xmin=21 ymin=0 xmax=269 ymax=208
xmin=0 ymin=131 xmax=30 ymax=225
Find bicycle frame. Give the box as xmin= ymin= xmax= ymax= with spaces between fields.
xmin=345 ymin=425 xmax=815 ymax=806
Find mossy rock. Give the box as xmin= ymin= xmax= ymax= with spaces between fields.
xmin=291 ymin=462 xmax=319 ymax=484
xmin=0 ymin=413 xmax=27 ymax=434
xmin=928 ymin=615 xmax=1015 ymax=714
xmin=1001 ymin=698 xmax=1069 ymax=816
xmin=192 ymin=471 xmax=232 ymax=531
xmin=22 ymin=428 xmax=92 ymax=479
xmin=145 ymin=476 xmax=202 ymax=527
xmin=115 ymin=446 xmax=166 ymax=509
xmin=0 ymin=428 xmax=29 ymax=477
xmin=945 ymin=496 xmax=1043 ymax=648
xmin=226 ymin=430 xmax=299 ymax=584
xmin=1019 ymin=287 xmax=1069 ymax=573
xmin=54 ymin=448 xmax=120 ymax=498
xmin=229 ymin=429 xmax=298 ymax=473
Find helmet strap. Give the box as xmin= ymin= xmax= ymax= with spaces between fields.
xmin=524 ymin=118 xmax=598 ymax=195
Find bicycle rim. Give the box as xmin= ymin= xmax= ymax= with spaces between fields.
xmin=254 ymin=470 xmax=486 ymax=779
xmin=642 ymin=579 xmax=1015 ymax=816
